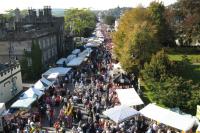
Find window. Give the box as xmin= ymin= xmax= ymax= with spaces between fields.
xmin=39 ymin=40 xmax=43 ymax=49
xmin=43 ymin=40 xmax=46 ymax=48
xmin=27 ymin=58 xmax=32 ymax=66
xmin=53 ymin=36 xmax=56 ymax=44
xmin=52 ymin=47 xmax=57 ymax=55
xmin=51 ymin=36 xmax=54 ymax=44
xmin=44 ymin=52 xmax=48 ymax=61
xmin=47 ymin=39 xmax=50 ymax=47
xmin=49 ymin=50 xmax=51 ymax=58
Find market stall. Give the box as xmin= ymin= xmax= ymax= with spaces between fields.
xmin=78 ymin=48 xmax=93 ymax=58
xmin=11 ymin=97 xmax=37 ymax=109
xmin=85 ymin=42 xmax=100 ymax=48
xmin=103 ymin=105 xmax=139 ymax=123
xmin=56 ymin=58 xmax=68 ymax=67
xmin=42 ymin=67 xmax=72 ymax=78
xmin=116 ymin=88 xmax=144 ymax=106
xmin=66 ymin=54 xmax=76 ymax=61
xmin=20 ymin=87 xmax=44 ymax=99
xmin=47 ymin=72 xmax=59 ymax=80
xmin=113 ymin=73 xmax=130 ymax=85
xmin=140 ymin=103 xmax=196 ymax=132
xmin=34 ymin=79 xmax=48 ymax=91
xmin=40 ymin=77 xmax=54 ymax=88
xmin=67 ymin=57 xmax=86 ymax=67
xmin=72 ymin=49 xmax=81 ymax=55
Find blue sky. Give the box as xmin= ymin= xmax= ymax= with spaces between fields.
xmin=0 ymin=0 xmax=177 ymax=13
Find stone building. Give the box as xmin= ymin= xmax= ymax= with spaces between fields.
xmin=0 ymin=6 xmax=65 ymax=67
xmin=0 ymin=29 xmax=58 ymax=65
xmin=0 ymin=63 xmax=23 ymax=103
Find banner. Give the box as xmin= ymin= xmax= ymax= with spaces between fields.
xmin=196 ymin=105 xmax=200 ymax=120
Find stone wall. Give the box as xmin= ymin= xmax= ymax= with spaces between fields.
xmin=0 ymin=64 xmax=23 ymax=103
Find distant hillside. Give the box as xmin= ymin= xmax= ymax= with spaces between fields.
xmin=52 ymin=8 xmax=65 ymax=17
xmin=52 ymin=9 xmax=99 ymax=17
xmin=100 ymin=7 xmax=132 ymax=19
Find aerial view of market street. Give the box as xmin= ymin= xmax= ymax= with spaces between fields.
xmin=0 ymin=0 xmax=200 ymax=132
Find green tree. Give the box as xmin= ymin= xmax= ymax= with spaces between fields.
xmin=64 ymin=8 xmax=96 ymax=37
xmin=142 ymin=50 xmax=171 ymax=82
xmin=148 ymin=1 xmax=175 ymax=47
xmin=20 ymin=53 xmax=29 ymax=81
xmin=168 ymin=0 xmax=200 ymax=45
xmin=142 ymin=50 xmax=200 ymax=114
xmin=112 ymin=7 xmax=160 ymax=73
xmin=0 ymin=9 xmax=15 ymax=20
xmin=103 ymin=15 xmax=116 ymax=25
xmin=31 ymin=40 xmax=43 ymax=79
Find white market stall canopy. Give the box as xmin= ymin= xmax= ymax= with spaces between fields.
xmin=11 ymin=97 xmax=36 ymax=108
xmin=116 ymin=88 xmax=144 ymax=106
xmin=67 ymin=57 xmax=85 ymax=67
xmin=20 ymin=87 xmax=44 ymax=99
xmin=98 ymin=38 xmax=104 ymax=42
xmin=140 ymin=104 xmax=196 ymax=131
xmin=0 ymin=103 xmax=6 ymax=115
xmin=78 ymin=48 xmax=93 ymax=58
xmin=87 ymin=37 xmax=95 ymax=42
xmin=96 ymin=30 xmax=103 ymax=38
xmin=40 ymin=77 xmax=54 ymax=87
xmin=93 ymin=39 xmax=103 ymax=44
xmin=113 ymin=63 xmax=122 ymax=70
xmin=66 ymin=54 xmax=76 ymax=62
xmin=103 ymin=105 xmax=139 ymax=123
xmin=47 ymin=72 xmax=59 ymax=79
xmin=111 ymin=63 xmax=126 ymax=75
xmin=56 ymin=58 xmax=68 ymax=65
xmin=72 ymin=49 xmax=81 ymax=55
xmin=85 ymin=42 xmax=100 ymax=48
xmin=42 ymin=67 xmax=72 ymax=77
xmin=87 ymin=37 xmax=103 ymax=44
xmin=34 ymin=80 xmax=46 ymax=91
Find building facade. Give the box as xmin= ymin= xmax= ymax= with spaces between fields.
xmin=0 ymin=30 xmax=58 ymax=66
xmin=0 ymin=6 xmax=65 ymax=67
xmin=0 ymin=63 xmax=23 ymax=103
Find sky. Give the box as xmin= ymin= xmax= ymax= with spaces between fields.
xmin=0 ymin=0 xmax=177 ymax=13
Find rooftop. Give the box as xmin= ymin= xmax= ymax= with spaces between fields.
xmin=0 ymin=63 xmax=8 ymax=71
xmin=0 ymin=63 xmax=20 ymax=73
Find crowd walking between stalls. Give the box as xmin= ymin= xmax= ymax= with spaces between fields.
xmin=1 ymin=23 xmax=195 ymax=133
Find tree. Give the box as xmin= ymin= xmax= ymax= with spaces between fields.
xmin=31 ymin=40 xmax=43 ymax=79
xmin=142 ymin=50 xmax=200 ymax=114
xmin=20 ymin=9 xmax=28 ymax=17
xmin=142 ymin=50 xmax=171 ymax=82
xmin=112 ymin=7 xmax=160 ymax=73
xmin=103 ymin=15 xmax=116 ymax=25
xmin=0 ymin=9 xmax=15 ymax=20
xmin=64 ymin=8 xmax=96 ymax=37
xmin=169 ymin=0 xmax=200 ymax=45
xmin=20 ymin=53 xmax=29 ymax=81
xmin=148 ymin=1 xmax=175 ymax=47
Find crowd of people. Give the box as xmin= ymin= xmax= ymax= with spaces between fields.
xmin=1 ymin=25 xmax=183 ymax=133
